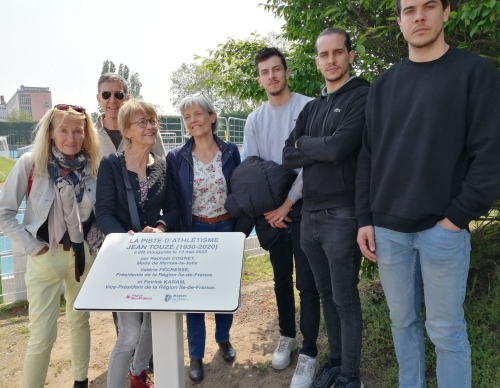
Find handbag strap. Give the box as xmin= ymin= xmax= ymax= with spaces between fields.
xmin=117 ymin=153 xmax=142 ymax=232
xmin=27 ymin=164 xmax=34 ymax=197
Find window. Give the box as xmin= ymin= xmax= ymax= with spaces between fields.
xmin=19 ymin=94 xmax=32 ymax=106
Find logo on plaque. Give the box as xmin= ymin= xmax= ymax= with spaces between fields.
xmin=165 ymin=294 xmax=172 ymax=302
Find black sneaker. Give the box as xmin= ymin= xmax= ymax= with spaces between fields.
xmin=73 ymin=379 xmax=88 ymax=388
xmin=333 ymin=376 xmax=364 ymax=388
xmin=311 ymin=360 xmax=341 ymax=388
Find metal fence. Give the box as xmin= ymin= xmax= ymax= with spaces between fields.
xmin=0 ymin=206 xmax=27 ymax=304
xmin=160 ymin=116 xmax=246 ymax=151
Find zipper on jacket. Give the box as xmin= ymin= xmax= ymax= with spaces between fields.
xmin=321 ymin=96 xmax=335 ymax=137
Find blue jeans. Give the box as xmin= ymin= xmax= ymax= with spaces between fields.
xmin=187 ymin=218 xmax=234 ymax=359
xmin=268 ymin=220 xmax=320 ymax=357
xmin=301 ymin=207 xmax=362 ymax=378
xmin=375 ymin=225 xmax=471 ymax=388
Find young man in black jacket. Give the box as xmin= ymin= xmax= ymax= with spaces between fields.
xmin=283 ymin=28 xmax=369 ymax=388
xmin=356 ymin=0 xmax=500 ymax=386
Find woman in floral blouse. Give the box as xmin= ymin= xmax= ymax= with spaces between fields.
xmin=166 ymin=93 xmax=241 ymax=383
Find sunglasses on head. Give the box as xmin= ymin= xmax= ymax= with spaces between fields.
xmin=100 ymin=91 xmax=125 ymax=100
xmin=54 ymin=104 xmax=86 ymax=113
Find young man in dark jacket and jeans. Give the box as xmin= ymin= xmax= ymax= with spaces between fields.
xmin=356 ymin=0 xmax=500 ymax=386
xmin=283 ymin=28 xmax=369 ymax=388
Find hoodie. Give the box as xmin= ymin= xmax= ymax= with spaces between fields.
xmin=282 ymin=77 xmax=370 ymax=210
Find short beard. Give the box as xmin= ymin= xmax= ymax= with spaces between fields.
xmin=324 ymin=67 xmax=349 ymax=84
xmin=408 ymin=25 xmax=444 ymax=49
xmin=267 ymin=80 xmax=287 ymax=96
xmin=268 ymin=86 xmax=285 ymax=96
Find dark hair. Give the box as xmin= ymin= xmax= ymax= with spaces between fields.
xmin=254 ymin=47 xmax=288 ymax=73
xmin=97 ymin=73 xmax=129 ymax=94
xmin=314 ymin=28 xmax=352 ymax=55
xmin=394 ymin=0 xmax=449 ymax=16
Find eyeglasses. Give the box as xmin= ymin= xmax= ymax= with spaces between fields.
xmin=100 ymin=91 xmax=125 ymax=100
xmin=54 ymin=104 xmax=86 ymax=113
xmin=130 ymin=118 xmax=159 ymax=128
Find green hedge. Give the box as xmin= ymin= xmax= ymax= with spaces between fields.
xmin=0 ymin=122 xmax=37 ymax=145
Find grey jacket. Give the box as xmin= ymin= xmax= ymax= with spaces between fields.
xmin=0 ymin=153 xmax=97 ymax=257
xmin=96 ymin=114 xmax=166 ymax=158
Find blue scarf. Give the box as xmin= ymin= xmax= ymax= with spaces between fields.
xmin=47 ymin=145 xmax=88 ymax=202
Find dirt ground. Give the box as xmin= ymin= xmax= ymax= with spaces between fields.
xmin=0 ymin=280 xmax=302 ymax=388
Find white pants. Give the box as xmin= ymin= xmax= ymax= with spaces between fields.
xmin=23 ymin=243 xmax=95 ymax=388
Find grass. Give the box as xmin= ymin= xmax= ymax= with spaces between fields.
xmin=0 ymin=155 xmax=16 ymax=183
xmin=253 ymin=362 xmax=270 ymax=372
xmin=0 ymin=296 xmax=66 ymax=318
xmin=241 ymin=253 xmax=274 ymax=282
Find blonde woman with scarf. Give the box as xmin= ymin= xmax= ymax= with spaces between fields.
xmin=0 ymin=104 xmax=102 ymax=388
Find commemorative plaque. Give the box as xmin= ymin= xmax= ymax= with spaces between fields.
xmin=74 ymin=232 xmax=246 ymax=387
xmin=75 ymin=232 xmax=245 ymax=312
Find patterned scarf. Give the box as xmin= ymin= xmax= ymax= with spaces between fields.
xmin=48 ymin=145 xmax=88 ymax=202
xmin=47 ymin=145 xmax=103 ymax=281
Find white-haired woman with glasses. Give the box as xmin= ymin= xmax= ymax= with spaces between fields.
xmin=0 ymin=104 xmax=102 ymax=388
xmin=166 ymin=93 xmax=241 ymax=383
xmin=96 ymin=99 xmax=179 ymax=388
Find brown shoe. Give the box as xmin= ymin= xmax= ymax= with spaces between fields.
xmin=129 ymin=370 xmax=154 ymax=388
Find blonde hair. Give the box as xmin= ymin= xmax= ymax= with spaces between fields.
xmin=118 ymin=99 xmax=158 ymax=147
xmin=31 ymin=107 xmax=100 ymax=177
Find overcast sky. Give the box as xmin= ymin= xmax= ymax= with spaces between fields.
xmin=0 ymin=0 xmax=283 ymax=115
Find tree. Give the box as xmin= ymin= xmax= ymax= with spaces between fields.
xmin=169 ymin=62 xmax=255 ymax=114
xmin=201 ymin=32 xmax=300 ymax=103
xmin=201 ymin=0 xmax=500 ymax=99
xmin=5 ymin=109 xmax=35 ymax=122
xmin=263 ymin=0 xmax=500 ymax=73
xmin=100 ymin=60 xmax=143 ymax=99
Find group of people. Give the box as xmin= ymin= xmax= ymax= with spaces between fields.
xmin=0 ymin=0 xmax=499 ymax=387
xmin=246 ymin=1 xmax=500 ymax=387
xmin=0 ymin=72 xmax=240 ymax=387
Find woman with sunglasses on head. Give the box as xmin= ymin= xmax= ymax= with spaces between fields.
xmin=0 ymin=104 xmax=102 ymax=388
xmin=96 ymin=99 xmax=179 ymax=388
xmin=166 ymin=93 xmax=241 ymax=383
xmin=96 ymin=73 xmax=165 ymax=159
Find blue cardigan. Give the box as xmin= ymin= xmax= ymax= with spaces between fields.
xmin=166 ymin=135 xmax=241 ymax=232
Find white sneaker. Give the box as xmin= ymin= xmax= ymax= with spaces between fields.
xmin=271 ymin=336 xmax=299 ymax=369
xmin=290 ymin=354 xmax=318 ymax=388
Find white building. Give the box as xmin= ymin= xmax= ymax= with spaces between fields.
xmin=0 ymin=96 xmax=7 ymax=121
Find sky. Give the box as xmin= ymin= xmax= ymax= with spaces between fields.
xmin=0 ymin=0 xmax=284 ymax=115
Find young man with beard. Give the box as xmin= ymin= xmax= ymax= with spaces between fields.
xmin=283 ymin=29 xmax=369 ymax=388
xmin=356 ymin=0 xmax=500 ymax=386
xmin=244 ymin=47 xmax=321 ymax=388
xmin=95 ymin=73 xmax=165 ymax=158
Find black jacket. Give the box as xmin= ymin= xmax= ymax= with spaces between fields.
xmin=225 ymin=156 xmax=297 ymax=250
xmin=225 ymin=156 xmax=297 ymax=217
xmin=283 ymin=77 xmax=370 ymax=210
xmin=96 ymin=152 xmax=179 ymax=234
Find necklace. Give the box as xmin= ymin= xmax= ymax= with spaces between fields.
xmin=193 ymin=142 xmax=219 ymax=162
